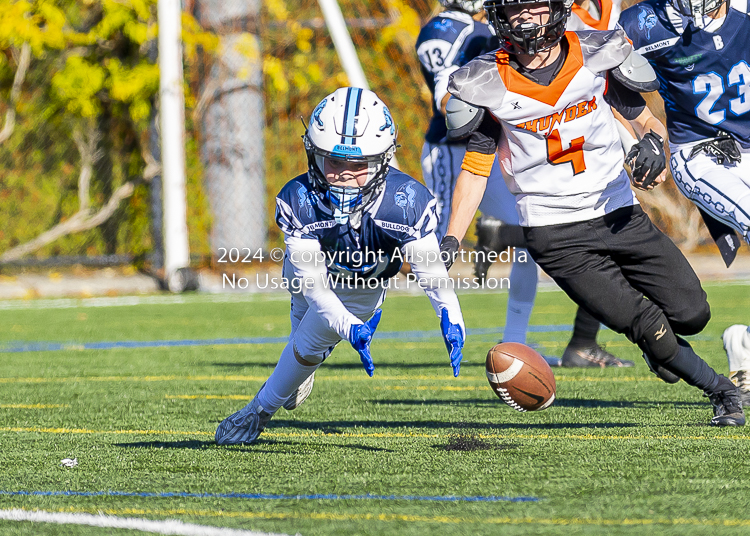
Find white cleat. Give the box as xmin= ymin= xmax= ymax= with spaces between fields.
xmin=723 ymin=324 xmax=750 ymax=406
xmin=215 ymin=387 xmax=276 ymax=446
xmin=283 ymin=372 xmax=315 ymax=411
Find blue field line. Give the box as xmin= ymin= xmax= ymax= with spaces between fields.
xmin=0 ymin=489 xmax=539 ymax=503
xmin=0 ymin=325 xmax=575 ymax=354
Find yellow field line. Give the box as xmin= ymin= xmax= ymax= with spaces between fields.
xmin=33 ymin=506 xmax=750 ymax=527
xmin=3 ymin=426 xmax=750 ymax=442
xmin=0 ymin=374 xmax=661 ymax=384
xmin=0 ymin=404 xmax=68 ymax=409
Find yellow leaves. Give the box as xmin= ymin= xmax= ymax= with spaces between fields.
xmin=264 ymin=57 xmax=289 ymax=94
xmin=266 ymin=0 xmax=290 ymax=21
xmin=0 ymin=0 xmax=66 ymax=53
xmin=380 ymin=0 xmax=421 ymax=49
xmin=296 ymin=28 xmax=314 ymax=54
xmin=105 ymin=59 xmax=159 ymax=123
xmin=51 ymin=56 xmax=106 ymax=117
xmin=182 ymin=13 xmax=219 ymax=61
xmin=232 ymin=33 xmax=261 ymax=63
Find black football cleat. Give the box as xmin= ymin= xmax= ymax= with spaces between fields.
xmin=642 ymin=353 xmax=681 ymax=384
xmin=708 ymin=380 xmax=746 ymax=427
xmin=562 ymin=343 xmax=635 ymax=368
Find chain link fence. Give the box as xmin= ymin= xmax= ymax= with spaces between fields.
xmin=0 ymin=0 xmax=711 ymax=276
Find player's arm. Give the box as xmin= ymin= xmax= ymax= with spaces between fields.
xmin=284 ymin=236 xmax=363 ymax=339
xmin=402 ymin=232 xmax=466 ymax=376
xmin=416 ymin=27 xmax=461 ymax=115
xmin=284 ymin=235 xmax=381 ymax=376
xmin=605 ymin=70 xmax=668 ymax=191
xmin=440 ymin=101 xmax=500 ymax=264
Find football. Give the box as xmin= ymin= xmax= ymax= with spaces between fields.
xmin=486 ymin=342 xmax=556 ymax=412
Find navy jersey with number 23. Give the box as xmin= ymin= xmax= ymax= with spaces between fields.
xmin=619 ymin=0 xmax=750 ymax=147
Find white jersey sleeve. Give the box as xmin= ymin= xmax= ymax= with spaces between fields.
xmin=402 ymin=233 xmax=465 ymax=333
xmin=284 ymin=235 xmax=362 ymax=340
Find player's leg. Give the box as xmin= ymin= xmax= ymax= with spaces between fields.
xmin=525 ymin=207 xmax=743 ymax=425
xmin=724 ymin=324 xmax=750 ymax=405
xmin=670 ymin=147 xmax=750 ymax=245
xmin=603 ymin=206 xmax=743 ymax=424
xmin=562 ymin=308 xmax=634 ymax=368
xmin=283 ymin=281 xmax=317 ymax=410
xmin=478 ymin=167 xmax=539 ymax=345
xmin=422 ymin=142 xmax=462 ymax=241
xmin=671 ymin=148 xmax=750 ymax=396
xmin=261 ymin=284 xmax=386 ymax=415
xmin=479 ymin=166 xmax=629 ymax=367
xmin=216 ymin=276 xmax=386 ymax=445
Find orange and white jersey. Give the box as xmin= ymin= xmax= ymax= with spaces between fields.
xmin=448 ymin=30 xmax=637 ymax=227
xmin=567 ymin=0 xmax=622 ymax=31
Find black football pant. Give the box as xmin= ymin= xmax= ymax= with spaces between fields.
xmin=523 ymin=206 xmax=717 ymax=388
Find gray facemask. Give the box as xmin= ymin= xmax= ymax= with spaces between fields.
xmin=672 ymin=0 xmax=727 ymax=28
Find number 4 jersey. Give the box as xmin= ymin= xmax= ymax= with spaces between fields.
xmin=448 ymin=30 xmax=638 ymax=227
xmin=618 ymin=0 xmax=750 ymax=148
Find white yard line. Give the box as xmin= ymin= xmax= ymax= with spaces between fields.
xmin=0 ymin=509 xmax=292 ymax=536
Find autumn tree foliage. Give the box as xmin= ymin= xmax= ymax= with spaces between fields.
xmin=0 ymin=0 xmax=215 ymax=262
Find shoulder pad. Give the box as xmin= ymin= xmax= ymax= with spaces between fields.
xmin=577 ymin=29 xmax=632 ymax=73
xmin=611 ymin=50 xmax=660 ymax=92
xmin=447 ymin=52 xmax=507 ymax=110
xmin=445 ymin=97 xmax=486 ymax=142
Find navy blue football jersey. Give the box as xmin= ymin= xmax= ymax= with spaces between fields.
xmin=275 ymin=169 xmax=438 ymax=282
xmin=619 ymin=0 xmax=750 ymax=147
xmin=416 ymin=11 xmax=497 ymax=143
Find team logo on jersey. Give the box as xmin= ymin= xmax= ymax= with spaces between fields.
xmin=394 ymin=184 xmax=417 ymax=220
xmin=297 ymin=185 xmax=314 ymax=218
xmin=713 ymin=35 xmax=724 ymax=50
xmin=638 ymin=6 xmax=657 ymax=39
xmin=515 ymin=97 xmax=598 ymax=134
xmin=436 ymin=19 xmax=458 ymax=34
xmin=673 ymin=53 xmax=702 ymax=71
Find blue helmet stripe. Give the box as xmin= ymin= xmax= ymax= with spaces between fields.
xmin=341 ymin=87 xmax=362 ymax=145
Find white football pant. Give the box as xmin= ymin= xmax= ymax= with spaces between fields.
xmin=670 ymin=144 xmax=750 ymax=244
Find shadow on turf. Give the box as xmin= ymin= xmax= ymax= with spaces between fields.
xmin=113 ymin=439 xmax=394 ymax=453
xmin=212 ymin=361 xmax=486 ymax=370
xmin=371 ymin=398 xmax=707 ymax=409
xmin=266 ymin=418 xmax=639 ymax=431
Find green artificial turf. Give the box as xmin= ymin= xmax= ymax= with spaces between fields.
xmin=1 ymin=284 xmax=750 ymax=535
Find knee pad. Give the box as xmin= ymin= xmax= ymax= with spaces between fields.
xmin=637 ymin=314 xmax=679 ymax=366
xmin=293 ymin=342 xmax=338 ymax=365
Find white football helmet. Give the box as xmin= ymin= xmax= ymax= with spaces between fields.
xmin=304 ymin=87 xmax=397 ymax=220
xmin=439 ymin=0 xmax=485 ymax=14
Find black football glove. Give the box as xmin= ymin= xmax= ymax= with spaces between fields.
xmin=626 ymin=131 xmax=666 ymax=189
xmin=440 ymin=235 xmax=460 ymax=271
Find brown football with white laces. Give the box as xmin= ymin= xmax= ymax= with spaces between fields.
xmin=486 ymin=342 xmax=556 ymax=412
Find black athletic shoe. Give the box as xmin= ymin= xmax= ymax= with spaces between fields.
xmin=708 ymin=380 xmax=746 ymax=427
xmin=642 ymin=353 xmax=681 ymax=384
xmin=561 ymin=344 xmax=635 ymax=368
